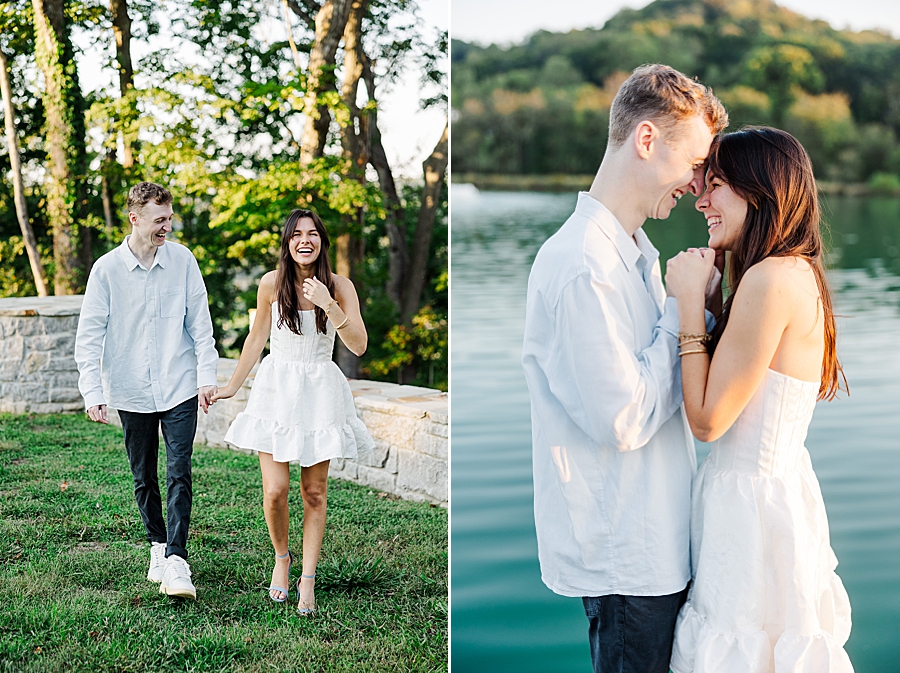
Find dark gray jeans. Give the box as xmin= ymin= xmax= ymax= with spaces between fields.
xmin=118 ymin=396 xmax=197 ymax=560
xmin=582 ymin=586 xmax=688 ymax=673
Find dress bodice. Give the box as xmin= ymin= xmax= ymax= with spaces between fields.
xmin=707 ymin=368 xmax=819 ymax=478
xmin=269 ymin=303 xmax=334 ymax=364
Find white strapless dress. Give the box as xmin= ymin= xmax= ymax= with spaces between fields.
xmin=224 ymin=304 xmax=375 ymax=465
xmin=671 ymin=369 xmax=853 ymax=673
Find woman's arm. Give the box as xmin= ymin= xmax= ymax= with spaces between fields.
xmin=669 ymin=255 xmax=790 ymax=442
xmin=302 ymin=275 xmax=368 ymax=356
xmin=211 ymin=272 xmax=275 ymax=401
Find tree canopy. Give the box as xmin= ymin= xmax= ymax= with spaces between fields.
xmin=451 ymin=0 xmax=900 ymax=186
xmin=0 ymin=0 xmax=448 ymax=389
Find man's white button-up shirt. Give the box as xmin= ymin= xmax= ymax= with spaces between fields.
xmin=523 ymin=192 xmax=705 ymax=598
xmin=75 ymin=237 xmax=218 ymax=413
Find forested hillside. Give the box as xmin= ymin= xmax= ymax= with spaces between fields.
xmin=451 ymin=0 xmax=900 ymax=188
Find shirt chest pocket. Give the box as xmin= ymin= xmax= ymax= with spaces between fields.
xmin=159 ymin=286 xmax=186 ymax=319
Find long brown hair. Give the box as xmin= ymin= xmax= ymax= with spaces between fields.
xmin=706 ymin=126 xmax=845 ymax=400
xmin=275 ymin=209 xmax=335 ymax=335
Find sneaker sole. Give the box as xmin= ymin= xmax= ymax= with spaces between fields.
xmin=147 ymin=573 xmax=163 ymax=583
xmin=159 ymin=584 xmax=196 ymax=599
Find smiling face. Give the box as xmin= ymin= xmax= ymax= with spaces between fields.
xmin=648 ymin=114 xmax=715 ymax=220
xmin=695 ymin=172 xmax=749 ymax=250
xmin=289 ymin=217 xmax=322 ymax=267
xmin=129 ymin=201 xmax=174 ymax=249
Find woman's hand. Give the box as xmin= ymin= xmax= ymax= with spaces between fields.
xmin=210 ymin=386 xmax=237 ymax=403
xmin=666 ymin=248 xmax=716 ymax=300
xmin=302 ymin=276 xmax=333 ymax=310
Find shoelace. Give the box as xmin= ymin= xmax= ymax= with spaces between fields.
xmin=167 ymin=557 xmax=191 ymax=579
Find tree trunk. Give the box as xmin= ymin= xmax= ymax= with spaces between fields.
xmin=33 ymin=0 xmax=88 ymax=295
xmin=110 ymin=0 xmax=136 ymax=168
xmin=401 ymin=122 xmax=448 ymax=323
xmin=0 ymin=48 xmax=49 ymax=297
xmin=361 ymin=58 xmax=407 ymax=310
xmin=299 ymin=0 xmax=353 ymax=163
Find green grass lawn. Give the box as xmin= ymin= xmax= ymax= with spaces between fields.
xmin=0 ymin=414 xmax=447 ymax=672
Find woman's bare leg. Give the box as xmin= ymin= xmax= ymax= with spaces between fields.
xmin=259 ymin=451 xmax=292 ymax=600
xmin=298 ymin=460 xmax=330 ymax=610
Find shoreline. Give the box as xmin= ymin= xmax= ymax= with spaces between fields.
xmin=452 ymin=173 xmax=900 ymax=197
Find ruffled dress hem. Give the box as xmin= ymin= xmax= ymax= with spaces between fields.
xmin=671 ymin=599 xmax=854 ymax=673
xmin=224 ymin=410 xmax=376 ymax=467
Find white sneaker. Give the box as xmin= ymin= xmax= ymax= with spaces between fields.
xmin=147 ymin=542 xmax=167 ymax=583
xmin=159 ymin=555 xmax=197 ymax=599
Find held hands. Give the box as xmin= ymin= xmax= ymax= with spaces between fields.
xmin=209 ymin=386 xmax=237 ymax=404
xmin=197 ymin=385 xmax=218 ymax=414
xmin=302 ymin=276 xmax=333 ymax=310
xmin=87 ymin=404 xmax=108 ymax=424
xmin=666 ymin=248 xmax=716 ymax=300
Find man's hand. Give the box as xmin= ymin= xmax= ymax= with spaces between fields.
xmin=87 ymin=404 xmax=108 ymax=424
xmin=198 ymin=386 xmax=218 ymax=414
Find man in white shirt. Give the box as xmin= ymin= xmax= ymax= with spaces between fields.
xmin=75 ymin=182 xmax=218 ymax=600
xmin=522 ymin=65 xmax=727 ymax=672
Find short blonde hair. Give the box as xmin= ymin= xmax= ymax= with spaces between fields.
xmin=127 ymin=182 xmax=173 ymax=213
xmin=609 ymin=64 xmax=728 ymax=148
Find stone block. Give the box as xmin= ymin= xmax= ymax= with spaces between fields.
xmin=426 ymin=410 xmax=448 ymax=425
xmin=356 ymin=440 xmax=389 ymax=468
xmin=395 ymin=448 xmax=447 ymax=503
xmin=0 ymin=399 xmax=26 ymax=414
xmin=427 ymin=420 xmax=448 ymax=438
xmin=0 ymin=336 xmax=24 ymax=361
xmin=48 ymin=371 xmax=80 ymax=388
xmin=49 ymin=387 xmax=83 ymax=404
xmin=46 ymin=355 xmax=78 ymax=372
xmin=25 ymin=352 xmax=50 ymax=374
xmin=0 ymin=359 xmax=21 ymax=380
xmin=328 ymin=459 xmax=358 ymax=480
xmin=384 ymin=446 xmax=399 ymax=474
xmin=414 ymin=431 xmax=448 ymax=460
xmin=362 ymin=412 xmax=419 ymax=450
xmin=355 ymin=464 xmax=398 ymax=493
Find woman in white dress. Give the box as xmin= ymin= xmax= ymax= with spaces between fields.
xmin=211 ymin=208 xmax=375 ymax=614
xmin=665 ymin=127 xmax=853 ymax=672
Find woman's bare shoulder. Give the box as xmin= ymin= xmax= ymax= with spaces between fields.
xmin=258 ymin=270 xmax=278 ymax=301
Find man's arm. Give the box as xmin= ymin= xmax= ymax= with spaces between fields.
xmin=184 ymin=255 xmax=218 ymax=410
xmin=74 ymin=267 xmax=110 ymax=419
xmin=543 ymin=272 xmax=685 ymax=452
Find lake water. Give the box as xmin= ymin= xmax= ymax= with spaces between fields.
xmin=450 ymin=189 xmax=900 ymax=672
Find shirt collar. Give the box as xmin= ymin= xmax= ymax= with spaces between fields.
xmin=576 ymin=192 xmax=658 ymax=271
xmin=120 ymin=235 xmax=168 ymax=271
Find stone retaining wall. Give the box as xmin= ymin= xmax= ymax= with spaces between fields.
xmin=0 ymin=296 xmax=447 ymax=506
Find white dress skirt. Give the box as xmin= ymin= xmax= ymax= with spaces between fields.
xmin=670 ymin=369 xmax=853 ymax=673
xmin=224 ymin=304 xmax=375 ymax=465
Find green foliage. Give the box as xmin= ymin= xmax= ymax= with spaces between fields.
xmin=866 ymin=172 xmax=900 ymax=195
xmin=0 ymin=0 xmax=447 ymax=390
xmin=452 ymin=0 xmax=900 ymax=183
xmin=365 ymin=305 xmax=448 ymax=391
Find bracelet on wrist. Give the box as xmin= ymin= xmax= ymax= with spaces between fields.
xmin=677 ymin=332 xmax=710 ymax=345
xmin=334 ymin=316 xmax=350 ymax=330
xmin=678 ymin=348 xmax=708 ymax=357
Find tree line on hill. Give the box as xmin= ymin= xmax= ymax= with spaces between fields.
xmin=0 ymin=0 xmax=448 ymax=389
xmin=451 ymin=0 xmax=900 ymax=192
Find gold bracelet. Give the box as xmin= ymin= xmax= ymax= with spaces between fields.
xmin=334 ymin=316 xmax=350 ymax=329
xmin=678 ymin=332 xmax=709 ymax=344
xmin=679 ymin=337 xmax=707 ymax=347
xmin=678 ymin=348 xmax=708 ymax=357
xmin=324 ymin=299 xmax=337 ymax=315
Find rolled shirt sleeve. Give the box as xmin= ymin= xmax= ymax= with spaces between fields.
xmin=74 ymin=267 xmax=111 ymax=410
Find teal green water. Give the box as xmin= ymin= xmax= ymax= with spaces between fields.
xmin=450 ymin=190 xmax=900 ymax=672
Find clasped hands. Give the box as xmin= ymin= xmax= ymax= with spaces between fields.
xmin=87 ymin=384 xmax=218 ymax=424
xmin=666 ymin=247 xmax=725 ymax=308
